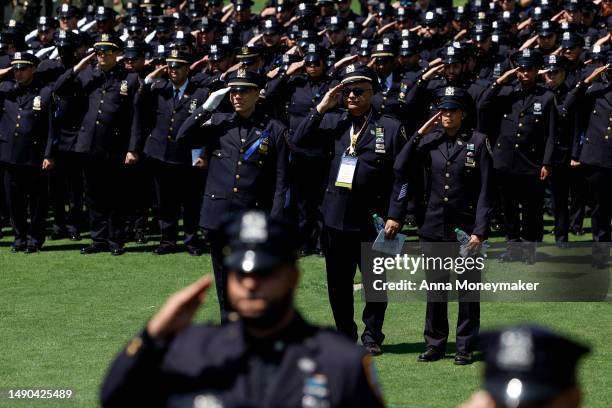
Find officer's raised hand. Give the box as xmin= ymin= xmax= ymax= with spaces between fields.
xmin=145 ymin=64 xmax=168 ymax=83
xmin=316 ymin=83 xmax=344 ymax=114
xmin=203 ymin=86 xmax=231 ymax=111
xmin=73 ymin=52 xmax=96 ymax=74
xmin=0 ymin=66 xmax=12 ymax=78
xmin=147 ymin=275 xmax=214 ymax=341
xmin=584 ymin=63 xmax=610 ymax=84
xmin=417 ymin=111 xmax=442 ymax=135
xmin=495 ymin=67 xmax=519 ymax=85
xmin=421 ymin=64 xmax=444 ymax=81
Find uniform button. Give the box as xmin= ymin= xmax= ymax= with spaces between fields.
xmin=443 ymin=197 xmax=448 ymax=203
xmin=503 ymin=114 xmax=507 ymax=118
xmin=235 ymin=174 xmax=240 ymax=179
xmin=445 ymin=173 xmax=450 ymax=177
xmin=167 ymin=135 xmax=171 ymax=140
xmin=497 ymin=143 xmax=501 ymax=147
xmin=605 ymin=136 xmax=609 ymax=140
xmin=446 ymin=161 xmax=451 ymax=165
xmin=520 ymin=113 xmax=524 ymax=117
xmin=515 ymin=144 xmax=519 ymax=148
xmin=608 ymin=127 xmax=611 ymax=131
xmin=170 ymin=118 xmax=174 ymax=122
xmin=518 ymin=123 xmax=523 ymax=127
xmin=383 ymin=96 xmax=387 ymax=100
xmin=381 ymin=105 xmax=385 ymax=109
xmin=237 ymin=161 xmax=242 ymax=165
xmin=96 ymin=121 xmax=100 ymax=125
xmin=169 ymin=127 xmax=173 ymax=131
xmin=16 ymin=115 xmax=20 ymax=119
xmin=15 ymin=124 xmax=19 ymax=128
xmin=239 ymin=149 xmax=244 ymax=153
xmin=593 ymin=110 xmax=597 ymax=114
xmin=14 ymin=132 xmax=18 ymax=136
xmin=18 ymin=108 xmax=22 ymax=111
xmin=217 ymin=152 xmax=221 ymax=157
xmin=211 ymin=194 xmax=215 ymax=198
xmin=233 ymin=187 xmax=238 ymax=193
xmin=444 ymin=185 xmax=449 ymax=190
xmin=100 ymin=100 xmax=104 ymax=104
xmin=98 ymin=110 xmax=102 ymax=114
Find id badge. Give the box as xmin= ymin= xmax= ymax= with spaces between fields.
xmin=335 ymin=154 xmax=358 ymax=189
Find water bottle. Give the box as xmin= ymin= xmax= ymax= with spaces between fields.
xmin=454 ymin=228 xmax=471 ymax=245
xmin=373 ymin=214 xmax=385 ymax=233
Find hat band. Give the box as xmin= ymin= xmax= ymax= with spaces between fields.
xmin=228 ymin=81 xmax=259 ymax=87
xmin=11 ymin=60 xmax=34 ymax=65
xmin=236 ymin=53 xmax=259 ymax=59
xmin=166 ymin=58 xmax=189 ymax=64
xmin=372 ymin=52 xmax=395 ymax=57
xmin=341 ymin=75 xmax=373 ymax=84
xmin=94 ymin=41 xmax=120 ymax=48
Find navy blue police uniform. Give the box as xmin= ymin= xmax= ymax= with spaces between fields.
xmin=0 ymin=53 xmax=55 ymax=252
xmin=100 ymin=211 xmax=385 ymax=408
xmin=177 ymin=70 xmax=289 ymax=316
xmin=292 ymin=64 xmax=407 ymax=351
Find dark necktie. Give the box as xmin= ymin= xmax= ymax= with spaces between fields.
xmin=174 ymin=88 xmax=180 ymax=103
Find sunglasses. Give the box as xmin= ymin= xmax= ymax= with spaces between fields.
xmin=342 ymin=87 xmax=371 ymax=97
xmin=96 ymin=49 xmax=114 ymax=56
xmin=305 ymin=61 xmax=321 ymax=67
xmin=375 ymin=57 xmax=394 ymax=64
xmin=128 ymin=29 xmax=143 ymax=35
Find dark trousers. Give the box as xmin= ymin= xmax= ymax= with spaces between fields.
xmin=4 ymin=164 xmax=49 ymax=248
xmin=208 ymin=229 xmax=229 ymax=319
xmin=49 ymin=151 xmax=85 ymax=235
xmin=0 ymin=164 xmax=8 ymax=228
xmin=550 ymin=165 xmax=586 ymax=241
xmin=290 ymin=155 xmax=327 ymax=252
xmin=321 ymin=226 xmax=387 ymax=345
xmin=151 ymin=159 xmax=204 ymax=249
xmin=124 ymin=161 xmax=152 ymax=237
xmin=82 ymin=157 xmax=128 ymax=250
xmin=420 ymin=239 xmax=480 ymax=353
xmin=498 ymin=172 xmax=544 ymax=242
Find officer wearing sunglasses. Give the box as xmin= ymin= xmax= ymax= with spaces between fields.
xmin=292 ymin=63 xmax=407 ymax=356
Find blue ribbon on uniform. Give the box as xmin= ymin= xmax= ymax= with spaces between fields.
xmin=243 ymin=130 xmax=270 ymax=160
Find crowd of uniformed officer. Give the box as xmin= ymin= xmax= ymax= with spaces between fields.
xmin=0 ymin=0 xmax=611 ymax=364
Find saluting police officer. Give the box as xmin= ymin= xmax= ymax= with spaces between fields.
xmin=564 ymin=60 xmax=612 ymax=268
xmin=53 ymin=34 xmax=142 ymax=256
xmin=0 ymin=52 xmax=55 ymax=253
xmin=460 ymin=324 xmax=589 ymax=408
xmin=141 ymin=50 xmax=210 ymax=256
xmin=292 ymin=64 xmax=407 ymax=355
xmin=393 ymin=87 xmax=493 ymax=365
xmin=479 ymin=49 xmax=556 ymax=264
xmin=265 ymin=43 xmax=338 ymax=255
xmin=177 ymin=69 xmax=289 ymax=318
xmin=100 ymin=211 xmax=385 ymax=407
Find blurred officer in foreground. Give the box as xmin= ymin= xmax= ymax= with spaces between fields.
xmin=0 ymin=52 xmax=54 ymax=253
xmin=177 ymin=69 xmax=289 ymax=318
xmin=54 ymin=34 xmax=142 ymax=256
xmin=459 ymin=324 xmax=589 ymax=408
xmin=100 ymin=211 xmax=385 ymax=408
xmin=292 ymin=64 xmax=407 ymax=355
xmin=141 ymin=50 xmax=209 ymax=255
xmin=394 ymin=87 xmax=493 ymax=365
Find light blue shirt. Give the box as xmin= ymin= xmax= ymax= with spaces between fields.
xmin=173 ymin=79 xmax=189 ymax=101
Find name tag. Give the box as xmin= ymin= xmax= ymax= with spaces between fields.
xmin=465 ymin=157 xmax=476 ymax=168
xmin=335 ymin=154 xmax=358 ymax=189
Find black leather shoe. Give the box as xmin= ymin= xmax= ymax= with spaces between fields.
xmin=111 ymin=247 xmax=125 ymax=256
xmin=153 ymin=245 xmax=177 ymax=255
xmin=24 ymin=246 xmax=40 ymax=254
xmin=11 ymin=244 xmax=26 ymax=253
xmin=80 ymin=244 xmax=107 ymax=255
xmin=188 ymin=246 xmax=204 ymax=256
xmin=418 ymin=347 xmax=444 ymax=362
xmin=363 ymin=342 xmax=382 ymax=356
xmin=135 ymin=230 xmax=147 ymax=244
xmin=454 ymin=351 xmax=472 ymax=365
xmin=69 ymin=232 xmax=81 ymax=241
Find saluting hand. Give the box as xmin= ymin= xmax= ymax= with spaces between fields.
xmin=495 ymin=67 xmax=519 ymax=85
xmin=73 ymin=52 xmax=96 ymax=74
xmin=145 ymin=64 xmax=168 ymax=83
xmin=584 ymin=64 xmax=611 ymax=84
xmin=147 ymin=275 xmax=214 ymax=341
xmin=0 ymin=66 xmax=12 ymax=78
xmin=422 ymin=64 xmax=444 ymax=81
xmin=417 ymin=111 xmax=442 ymax=135
xmin=316 ymin=83 xmax=344 ymax=114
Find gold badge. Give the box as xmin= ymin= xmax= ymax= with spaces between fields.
xmin=242 ymin=46 xmax=249 ymax=54
xmin=259 ymin=137 xmax=269 ymax=154
xmin=120 ymin=80 xmax=128 ymax=96
xmin=32 ymin=96 xmax=41 ymax=111
xmin=237 ymin=68 xmax=247 ymax=78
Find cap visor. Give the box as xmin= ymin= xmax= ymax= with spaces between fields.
xmin=224 ymin=250 xmax=285 ymax=273
xmin=437 ymin=101 xmax=463 ymax=110
xmin=486 ymin=378 xmax=563 ymax=407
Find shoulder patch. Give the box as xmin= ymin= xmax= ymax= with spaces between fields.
xmin=362 ymin=354 xmax=384 ymax=404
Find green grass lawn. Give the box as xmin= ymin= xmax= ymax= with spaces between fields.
xmin=1 ymin=217 xmax=611 ymax=407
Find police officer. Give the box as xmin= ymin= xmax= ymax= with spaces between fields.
xmin=141 ymin=50 xmax=209 ymax=255
xmin=53 ymin=34 xmax=142 ymax=256
xmin=100 ymin=211 xmax=385 ymax=407
xmin=292 ymin=64 xmax=407 ymax=355
xmin=479 ymin=49 xmax=556 ymax=264
xmin=370 ymin=40 xmax=404 ymax=121
xmin=177 ymin=69 xmax=289 ymax=317
xmin=459 ymin=324 xmax=589 ymax=408
xmin=543 ymin=54 xmax=585 ymax=245
xmin=564 ymin=60 xmax=612 ymax=268
xmin=265 ymin=43 xmax=337 ymax=254
xmin=0 ymin=52 xmax=55 ymax=253
xmin=393 ymin=87 xmax=493 ymax=365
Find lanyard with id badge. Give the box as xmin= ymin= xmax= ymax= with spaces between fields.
xmin=335 ymin=112 xmax=372 ymax=190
